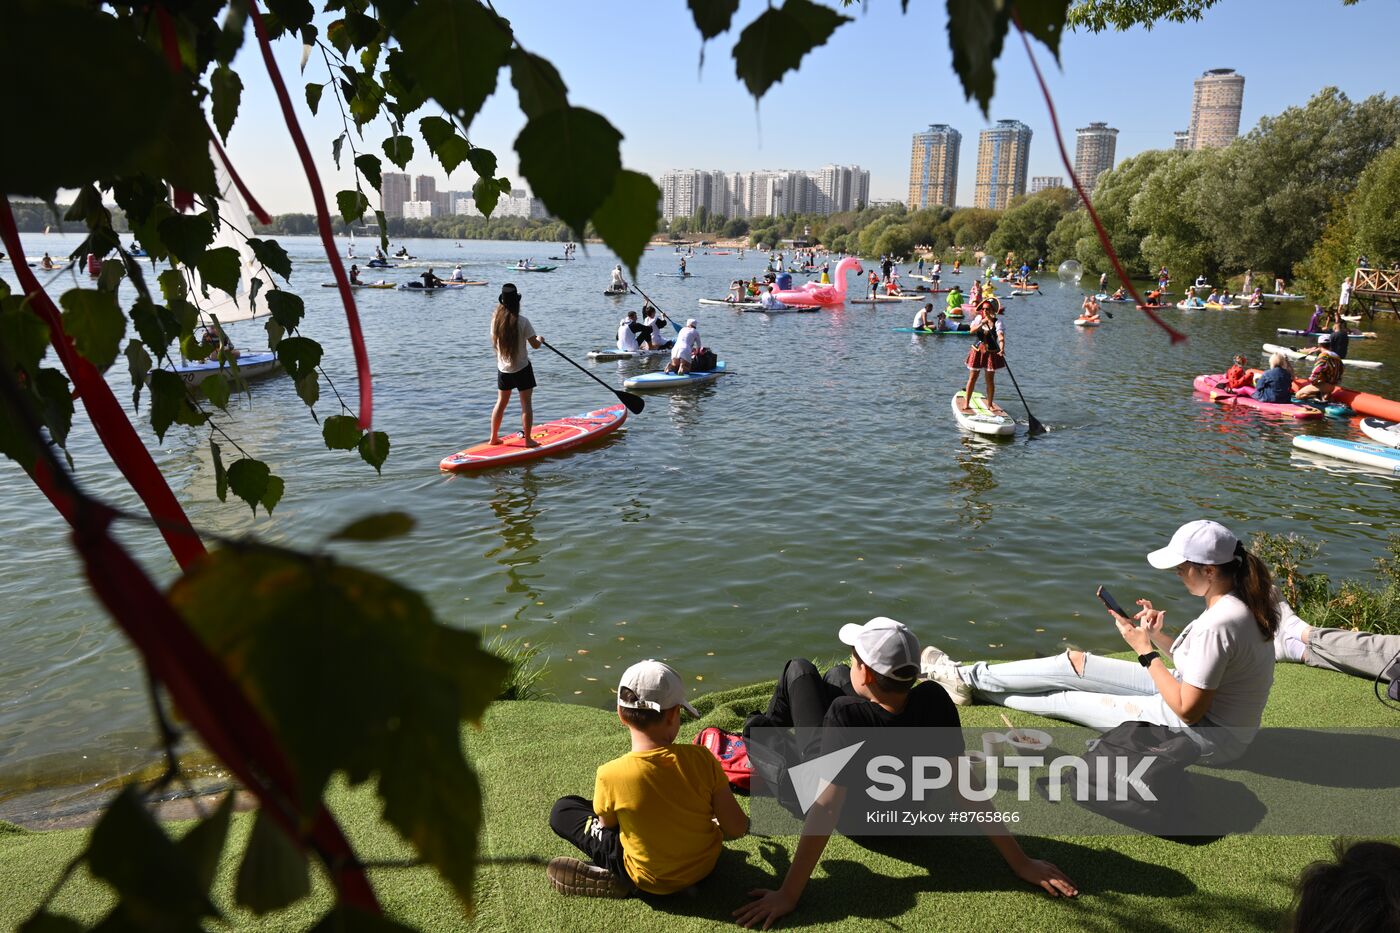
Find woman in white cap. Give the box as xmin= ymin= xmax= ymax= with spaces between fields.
xmin=489 ymin=283 xmax=543 ymax=447
xmin=921 ymin=520 xmax=1280 ymax=764
xmin=666 ymin=318 xmax=701 ymax=375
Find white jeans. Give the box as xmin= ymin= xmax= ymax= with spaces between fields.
xmin=961 ymin=652 xmax=1241 ymax=763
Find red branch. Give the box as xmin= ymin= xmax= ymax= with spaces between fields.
xmin=249 ymin=1 xmax=375 ymax=429
xmin=1011 ymin=9 xmax=1186 ymax=344
xmin=0 ymin=204 xmax=206 ymax=567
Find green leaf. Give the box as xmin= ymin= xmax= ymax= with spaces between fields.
xmin=946 ymin=0 xmax=1010 ymax=115
xmin=147 ymin=370 xmax=208 ymax=440
xmin=276 ymin=336 xmax=322 ymax=382
xmin=507 ymin=50 xmax=568 ymax=119
xmin=1016 ymin=2 xmax=1070 ymax=62
xmin=732 ymin=0 xmax=850 ymax=100
xmin=375 ymin=211 xmax=389 ymax=250
xmin=124 ymin=339 xmax=152 ymax=410
xmin=157 ymin=212 xmax=215 ymax=266
xmin=358 ymin=430 xmax=390 ymax=473
xmin=168 ymin=544 xmax=511 ymax=900
xmin=323 ymin=414 xmax=362 ymax=450
xmin=515 ymin=107 xmax=622 ymax=233
xmin=327 ymin=18 xmax=352 ymax=56
xmin=97 ymin=259 xmax=126 ymax=293
xmin=465 ymin=147 xmax=498 ymax=180
xmin=295 ymin=370 xmax=320 ymax=408
xmin=395 ymin=0 xmax=512 ymax=126
xmin=262 ymin=474 xmax=285 ymax=514
xmin=211 ymin=64 xmax=243 ymax=143
xmin=345 ymin=10 xmax=382 ymax=47
xmin=349 ymin=74 xmax=387 ymax=129
xmin=266 ymin=291 xmax=305 ymax=331
xmin=592 ymin=170 xmax=661 ymax=281
xmin=158 ymin=268 xmax=188 ymax=304
xmin=211 ymin=440 xmax=228 ymax=502
xmin=382 ymin=134 xmax=414 ymax=169
xmin=267 ymin=0 xmax=314 ymax=32
xmin=332 ymin=132 xmax=347 ymax=171
xmin=175 ymin=793 xmax=234 ymax=895
xmin=265 ymin=318 xmax=285 ymax=351
xmin=689 ymin=0 xmax=740 ymax=40
xmin=331 ymin=511 xmax=416 ymax=542
xmin=59 ymin=289 xmax=126 ymax=372
xmin=471 ymin=175 xmax=503 ymax=217
xmin=355 ymin=154 xmax=383 ymax=192
xmin=86 ymin=788 xmax=217 ymax=925
xmin=419 ymin=116 xmax=471 ymax=174
xmin=248 ymin=238 xmax=293 ymax=281
xmin=305 ymin=81 xmax=324 ymax=115
xmin=227 ymin=458 xmax=272 ymax=514
xmin=204 ymin=372 xmax=231 ymax=411
xmin=234 ymin=807 xmax=310 ymax=914
xmin=337 ymin=189 xmax=370 ymax=225
xmin=197 ymin=247 xmax=242 ymax=297
xmin=0 ymin=307 xmax=51 ymax=375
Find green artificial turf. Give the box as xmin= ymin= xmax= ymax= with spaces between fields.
xmin=1 ymin=656 xmax=1396 ymax=932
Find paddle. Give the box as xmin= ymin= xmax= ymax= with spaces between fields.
xmin=628 ymin=283 xmax=684 ymax=334
xmin=999 ymin=357 xmax=1047 ymax=436
xmin=540 ymin=340 xmax=645 ymax=415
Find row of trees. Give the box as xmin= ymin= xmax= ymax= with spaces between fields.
xmin=250 ymin=211 xmax=572 ymax=242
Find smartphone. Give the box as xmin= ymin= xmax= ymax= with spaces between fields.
xmin=1096 ymin=585 xmax=1130 ymax=618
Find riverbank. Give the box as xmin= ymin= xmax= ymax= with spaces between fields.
xmin=1 ymin=657 xmax=1392 ymax=932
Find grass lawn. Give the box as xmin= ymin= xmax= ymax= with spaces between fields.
xmin=1 ymin=658 xmax=1394 ymax=932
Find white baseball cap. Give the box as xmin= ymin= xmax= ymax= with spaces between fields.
xmin=617 ymin=660 xmax=699 ymax=717
xmin=1147 ymin=520 xmax=1240 ymax=569
xmin=1318 ymin=333 xmax=1333 ymax=345
xmin=838 ymin=617 xmax=920 ymax=682
xmin=685 ymin=318 xmax=698 ymax=327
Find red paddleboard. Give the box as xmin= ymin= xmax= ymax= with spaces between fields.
xmin=439 ymin=404 xmax=627 ymax=472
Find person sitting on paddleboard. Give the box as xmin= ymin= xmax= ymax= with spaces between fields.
xmin=643 ymin=306 xmax=672 ymax=351
xmin=1144 ymin=288 xmax=1164 ymax=306
xmin=960 ymin=299 xmax=1007 ymax=415
xmin=1253 ymin=353 xmax=1295 ymax=404
xmin=726 ymin=280 xmax=746 ymax=303
xmin=666 ymin=319 xmax=701 ymax=375
xmin=349 ymin=264 xmax=362 ymax=285
xmin=953 ymin=258 xmax=962 ymax=273
xmin=934 ymin=311 xmax=967 ymax=333
xmin=451 ymin=264 xmax=466 ymax=282
xmin=1205 ymin=290 xmax=1221 ymax=306
xmin=41 ymin=252 xmax=55 ymax=270
xmin=1247 ymin=287 xmax=1264 ymax=308
xmin=913 ymin=303 xmax=937 ymax=330
xmin=1111 ymin=287 xmax=1126 ymax=300
xmin=1305 ymin=305 xmax=1327 ymax=334
xmin=1326 ymin=308 xmax=1350 ymax=359
xmin=1079 ymin=296 xmax=1101 ymax=324
xmin=421 ymin=268 xmax=444 ymax=289
xmin=945 ymin=285 xmax=964 ymax=314
xmin=489 ymin=284 xmax=543 ymax=448
xmin=617 ymin=312 xmax=643 ymax=352
xmin=1223 ymin=354 xmax=1252 ymax=390
xmin=760 ymin=286 xmax=790 ymax=311
xmin=1294 ymin=334 xmax=1344 ymax=400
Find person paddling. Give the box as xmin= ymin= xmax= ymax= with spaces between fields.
xmin=421 ymin=268 xmax=444 ymax=289
xmin=610 ymin=265 xmax=627 ymax=292
xmin=913 ymin=303 xmax=937 ymax=330
xmin=960 ymin=299 xmax=1007 ymax=415
xmin=489 ymin=284 xmax=543 ymax=447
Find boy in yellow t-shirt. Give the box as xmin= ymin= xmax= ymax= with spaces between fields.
xmin=547 ymin=660 xmax=749 ymax=898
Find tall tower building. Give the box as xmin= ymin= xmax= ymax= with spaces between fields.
xmin=907 ymin=125 xmax=961 ymax=209
xmin=380 ymin=172 xmax=411 ymax=218
xmin=1173 ymin=130 xmax=1190 ymax=151
xmin=1187 ymin=69 xmax=1244 ymax=149
xmin=414 ymin=175 xmax=437 ymax=203
xmin=974 ymin=120 xmax=1032 ymax=211
xmin=1074 ymin=122 xmax=1118 ymax=189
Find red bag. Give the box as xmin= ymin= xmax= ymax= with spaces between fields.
xmin=693 ymin=726 xmax=752 ymax=792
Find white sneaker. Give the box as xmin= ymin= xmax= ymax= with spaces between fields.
xmin=921 ymin=645 xmax=973 ymax=706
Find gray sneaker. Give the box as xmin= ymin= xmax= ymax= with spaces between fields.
xmin=546 ymin=857 xmax=631 ymax=898
xmin=921 ymin=645 xmax=973 ymax=706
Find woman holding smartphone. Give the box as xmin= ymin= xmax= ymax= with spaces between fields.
xmin=921 ymin=520 xmax=1279 ymax=764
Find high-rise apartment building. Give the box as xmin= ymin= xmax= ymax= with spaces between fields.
xmin=974 ymin=120 xmax=1032 ymax=211
xmin=659 ymin=165 xmax=868 ymax=221
xmin=1030 ymin=176 xmax=1064 ymax=194
xmin=815 ymin=164 xmax=870 ymax=213
xmin=414 ymin=175 xmax=436 ymax=203
xmin=1187 ymin=68 xmax=1244 ymax=150
xmin=381 ymin=172 xmax=411 ymax=218
xmin=402 ymin=200 xmax=433 ymax=220
xmin=907 ymin=125 xmax=961 ymax=209
xmin=1173 ymin=130 xmax=1190 ymax=151
xmin=1074 ymin=122 xmax=1118 ymax=189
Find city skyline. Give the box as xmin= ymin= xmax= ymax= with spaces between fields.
xmin=658 ymin=165 xmax=869 ymax=222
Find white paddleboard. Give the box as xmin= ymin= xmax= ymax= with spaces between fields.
xmin=952 ymin=391 xmax=1015 ymax=436
xmin=1293 ymin=435 xmax=1400 ymax=474
xmin=1359 ymin=418 xmax=1400 ymax=449
xmin=623 ymin=361 xmax=727 ymax=390
xmin=1262 ymin=343 xmax=1382 ymax=370
xmin=587 ymin=348 xmax=670 ymax=362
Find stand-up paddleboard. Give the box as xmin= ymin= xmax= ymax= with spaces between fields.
xmin=504 ymin=264 xmax=557 ymax=273
xmin=397 ymin=282 xmax=473 ymax=291
xmin=892 ymin=326 xmax=973 ymax=335
xmin=1074 ymin=317 xmax=1102 ymax=327
xmin=698 ymin=298 xmax=760 ymax=308
xmin=439 ymin=404 xmax=627 ymax=472
xmin=1360 ymin=418 xmax=1400 ymax=448
xmin=1192 ymin=374 xmax=1321 ymax=420
xmin=623 ymin=362 xmax=726 ymax=390
xmin=1277 ymin=328 xmax=1377 ymax=339
xmin=1292 ymin=435 xmax=1400 ymax=475
xmin=849 ymin=296 xmax=921 ymax=304
xmin=321 ymin=281 xmax=398 ymax=289
xmin=603 ymin=288 xmax=629 ymax=297
xmin=741 ymin=305 xmax=819 ymax=314
xmin=1262 ymin=343 xmax=1383 ymax=370
xmin=158 ymin=352 xmax=281 ymax=391
xmin=952 ymin=391 xmax=1015 ymax=436
xmin=587 ymin=348 xmax=670 ymax=362
xmin=654 ymin=272 xmax=694 ymax=278
xmin=1258 ymin=292 xmax=1306 ymax=300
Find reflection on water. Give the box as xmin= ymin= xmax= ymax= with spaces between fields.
xmin=951 ymin=438 xmax=999 ymax=530
xmin=485 ymin=472 xmax=544 ymax=615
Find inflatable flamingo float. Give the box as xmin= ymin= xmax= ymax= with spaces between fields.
xmin=770 ymin=256 xmax=864 ymax=307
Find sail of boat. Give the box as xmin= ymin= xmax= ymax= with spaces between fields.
xmin=189 ymin=142 xmax=273 ymax=328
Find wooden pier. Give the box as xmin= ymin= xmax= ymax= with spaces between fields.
xmin=1348 ymin=268 xmax=1400 ymax=320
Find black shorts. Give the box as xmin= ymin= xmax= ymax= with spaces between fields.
xmin=497 ymin=363 xmax=537 ymax=392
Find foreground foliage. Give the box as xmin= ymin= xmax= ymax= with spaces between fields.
xmin=1253 ymin=532 xmax=1400 ymax=637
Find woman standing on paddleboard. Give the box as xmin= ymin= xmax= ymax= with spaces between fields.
xmin=489 ymin=283 xmax=544 ymax=447
xmin=959 ymin=299 xmax=1006 ymax=415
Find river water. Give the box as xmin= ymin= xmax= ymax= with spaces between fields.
xmin=1 ymin=236 xmax=1396 ymax=820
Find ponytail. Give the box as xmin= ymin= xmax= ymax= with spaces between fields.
xmin=491 ymin=302 xmax=522 ymax=367
xmin=1229 ymin=540 xmax=1280 ymax=640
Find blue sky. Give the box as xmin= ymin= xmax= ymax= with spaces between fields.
xmin=224 ymin=0 xmax=1400 ymax=214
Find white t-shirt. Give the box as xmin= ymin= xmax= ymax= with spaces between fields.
xmin=493 ymin=314 xmax=536 ymax=373
xmin=1169 ymin=593 xmax=1274 ymax=738
xmin=645 ymin=314 xmax=668 ymax=341
xmin=672 ymin=325 xmax=699 ymax=361
xmin=617 ymin=320 xmax=640 ymax=352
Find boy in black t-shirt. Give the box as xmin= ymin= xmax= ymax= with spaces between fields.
xmin=735 ymin=617 xmax=1078 ymax=929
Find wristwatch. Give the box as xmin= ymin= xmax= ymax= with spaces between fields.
xmin=1138 ymin=651 xmax=1160 ymax=668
